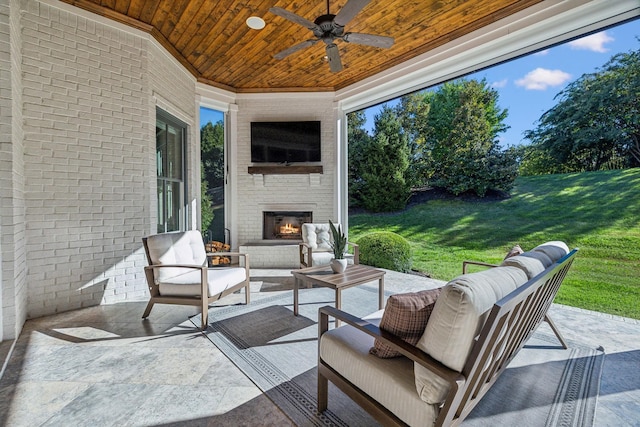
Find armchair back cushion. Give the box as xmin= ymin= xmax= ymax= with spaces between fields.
xmin=301 ymin=223 xmax=333 ymax=252
xmin=146 ymin=230 xmax=207 ymax=281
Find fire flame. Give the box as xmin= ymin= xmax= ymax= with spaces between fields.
xmin=280 ymin=223 xmax=299 ymax=234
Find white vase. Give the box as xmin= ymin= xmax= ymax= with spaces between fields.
xmin=331 ymin=258 xmax=348 ymax=273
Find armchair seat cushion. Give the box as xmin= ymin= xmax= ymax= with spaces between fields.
xmin=158 ymin=267 xmax=247 ymax=297
xmin=319 ymin=312 xmax=439 ymax=426
xmin=302 ymin=251 xmax=356 ymax=267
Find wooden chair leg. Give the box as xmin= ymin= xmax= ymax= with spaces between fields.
xmin=318 ymin=371 xmax=328 ymax=412
xmin=142 ymin=299 xmax=154 ymax=319
xmin=244 ymin=282 xmax=251 ymax=304
xmin=201 ymin=296 xmax=209 ymax=330
xmin=545 ymin=313 xmax=568 ymax=349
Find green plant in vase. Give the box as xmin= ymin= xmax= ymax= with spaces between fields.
xmin=329 ymin=220 xmax=348 ymax=273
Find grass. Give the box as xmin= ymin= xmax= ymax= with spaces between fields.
xmin=348 ymin=168 xmax=640 ymax=319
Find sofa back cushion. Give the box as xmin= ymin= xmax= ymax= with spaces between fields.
xmin=414 ymin=265 xmax=528 ymax=403
xmin=145 ymin=230 xmax=207 ymax=282
xmin=301 ymin=223 xmax=333 ymax=252
xmin=499 ymin=251 xmax=552 ymax=279
xmin=500 ymin=241 xmax=568 ymax=279
xmin=531 ymin=241 xmax=569 ymax=262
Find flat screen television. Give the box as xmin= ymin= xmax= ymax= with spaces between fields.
xmin=251 ymin=121 xmax=321 ymax=163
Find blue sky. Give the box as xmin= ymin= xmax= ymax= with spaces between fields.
xmin=364 ymin=19 xmax=639 ymax=147
xmin=201 ymin=19 xmax=639 ymax=148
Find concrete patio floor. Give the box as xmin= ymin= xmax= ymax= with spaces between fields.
xmin=0 ymin=268 xmax=638 ymax=426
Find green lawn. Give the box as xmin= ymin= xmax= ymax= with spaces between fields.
xmin=348 ymin=168 xmax=640 ymax=319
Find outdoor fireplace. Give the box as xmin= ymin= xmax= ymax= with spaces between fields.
xmin=263 ymin=211 xmax=312 ymax=240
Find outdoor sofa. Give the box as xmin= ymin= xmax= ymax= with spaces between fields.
xmin=318 ymin=241 xmax=578 ymax=426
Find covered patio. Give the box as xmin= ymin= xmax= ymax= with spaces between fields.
xmin=1 ymin=0 xmax=639 ymax=425
xmin=1 ymin=268 xmax=638 ymax=425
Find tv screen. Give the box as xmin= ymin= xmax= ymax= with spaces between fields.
xmin=251 ymin=121 xmax=321 ymax=163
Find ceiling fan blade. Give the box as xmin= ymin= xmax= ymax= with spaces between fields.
xmin=326 ymin=43 xmax=343 ymax=73
xmin=273 ymin=39 xmax=319 ymax=60
xmin=334 ymin=0 xmax=371 ymax=27
xmin=343 ymin=32 xmax=394 ymax=48
xmin=269 ymin=7 xmax=321 ymax=32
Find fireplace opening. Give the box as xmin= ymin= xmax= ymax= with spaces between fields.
xmin=263 ymin=211 xmax=312 ymax=240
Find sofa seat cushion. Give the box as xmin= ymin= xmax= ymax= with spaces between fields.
xmin=370 ymin=288 xmax=442 ymax=358
xmin=158 ymin=267 xmax=247 ymax=297
xmin=320 ymin=316 xmax=439 ymax=426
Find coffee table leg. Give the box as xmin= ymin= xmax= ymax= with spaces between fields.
xmin=335 ymin=289 xmax=341 ymax=328
xmin=379 ymin=276 xmax=385 ymax=309
xmin=294 ymin=277 xmax=299 ymax=316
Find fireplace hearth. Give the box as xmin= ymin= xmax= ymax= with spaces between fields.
xmin=263 ymin=211 xmax=312 ymax=240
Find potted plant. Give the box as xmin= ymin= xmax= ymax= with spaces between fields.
xmin=329 ymin=220 xmax=348 ymax=273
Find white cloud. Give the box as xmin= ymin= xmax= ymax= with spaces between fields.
xmin=491 ymin=78 xmax=508 ymax=88
xmin=568 ymin=31 xmax=614 ymax=53
xmin=515 ymin=68 xmax=572 ymax=90
xmin=533 ymin=49 xmax=549 ymax=56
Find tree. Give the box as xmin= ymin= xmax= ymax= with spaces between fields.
xmin=201 ymin=121 xmax=225 ymax=188
xmin=358 ymin=106 xmax=412 ymax=212
xmin=347 ymin=111 xmax=372 ymax=207
xmin=524 ymin=45 xmax=640 ymax=173
xmin=200 ymin=120 xmax=225 ymax=231
xmin=200 ymin=166 xmax=214 ymax=231
xmin=396 ymin=92 xmax=434 ymax=188
xmin=423 ymin=79 xmax=516 ymax=196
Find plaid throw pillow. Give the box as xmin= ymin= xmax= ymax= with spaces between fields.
xmin=370 ymin=288 xmax=442 ymax=358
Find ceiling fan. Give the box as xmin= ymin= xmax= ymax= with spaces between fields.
xmin=269 ymin=0 xmax=394 ymax=73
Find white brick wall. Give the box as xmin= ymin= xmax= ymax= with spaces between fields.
xmin=18 ymin=1 xmax=196 ymax=318
xmin=1 ymin=0 xmax=338 ymax=331
xmin=233 ymin=94 xmax=339 ymax=267
xmin=0 ymin=0 xmax=27 ymax=340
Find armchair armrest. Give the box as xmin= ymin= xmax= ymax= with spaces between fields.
xmin=299 ymin=242 xmax=313 ymax=268
xmin=318 ymin=306 xmax=462 ymax=383
xmin=347 ymin=242 xmax=359 ymax=264
xmin=144 ymin=263 xmax=206 ymax=270
xmin=462 ymin=260 xmax=498 ymax=274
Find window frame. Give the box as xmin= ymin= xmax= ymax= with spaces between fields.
xmin=156 ymin=108 xmax=188 ymax=234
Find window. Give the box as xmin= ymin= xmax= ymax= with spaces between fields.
xmin=156 ymin=109 xmax=186 ymax=233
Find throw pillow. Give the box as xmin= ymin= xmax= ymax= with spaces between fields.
xmin=370 ymin=288 xmax=442 ymax=358
xmin=503 ymin=244 xmax=524 ymax=260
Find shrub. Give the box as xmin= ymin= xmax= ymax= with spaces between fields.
xmin=357 ymin=232 xmax=413 ymax=272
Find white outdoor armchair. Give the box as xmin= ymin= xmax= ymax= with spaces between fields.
xmin=298 ymin=223 xmax=359 ymax=268
xmin=142 ymin=230 xmax=250 ymax=330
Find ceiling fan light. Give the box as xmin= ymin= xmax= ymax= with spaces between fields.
xmin=246 ymin=16 xmax=266 ymax=30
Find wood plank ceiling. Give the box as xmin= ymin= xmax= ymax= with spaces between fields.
xmin=59 ymin=0 xmax=543 ymax=93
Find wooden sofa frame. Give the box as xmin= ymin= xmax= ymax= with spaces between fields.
xmin=318 ymin=248 xmax=578 ymax=426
